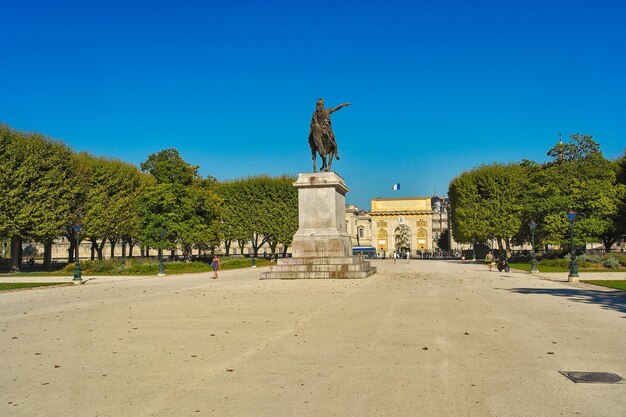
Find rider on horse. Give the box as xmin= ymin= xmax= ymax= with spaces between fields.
xmin=310 ymin=98 xmax=351 ymax=160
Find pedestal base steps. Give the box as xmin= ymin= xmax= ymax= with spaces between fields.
xmin=260 ymin=171 xmax=376 ymax=280
xmin=260 ymin=256 xmax=376 ymax=280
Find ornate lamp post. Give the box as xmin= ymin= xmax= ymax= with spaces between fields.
xmin=158 ymin=230 xmax=166 ymax=276
xmin=72 ymin=224 xmax=83 ymax=284
xmin=566 ymin=209 xmax=579 ymax=280
xmin=528 ymin=221 xmax=539 ymax=273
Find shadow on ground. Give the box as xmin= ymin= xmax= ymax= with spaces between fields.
xmin=509 ymin=287 xmax=626 ymax=318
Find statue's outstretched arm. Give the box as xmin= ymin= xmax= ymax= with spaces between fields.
xmin=330 ymin=102 xmax=351 ymax=113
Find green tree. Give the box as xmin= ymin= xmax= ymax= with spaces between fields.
xmin=547 ymin=133 xmax=600 ymax=163
xmin=0 ymin=125 xmax=78 ymax=270
xmin=449 ymin=163 xmax=526 ymax=252
xmin=451 ymin=134 xmax=624 ymax=254
xmin=136 ymin=183 xmax=222 ymax=260
xmin=217 ymin=180 xmax=252 ymax=256
xmin=217 ymin=175 xmax=298 ymax=258
xmin=539 ymin=135 xmax=623 ymax=250
xmin=81 ymin=155 xmax=147 ymax=259
xmin=257 ymin=176 xmax=298 ymax=257
xmin=271 ymin=176 xmax=298 ymax=257
xmin=140 ymin=148 xmax=199 ymax=186
xmin=602 ymin=150 xmax=626 ymax=250
xmin=138 ymin=149 xmax=222 ymax=260
xmin=244 ymin=175 xmax=298 ymax=258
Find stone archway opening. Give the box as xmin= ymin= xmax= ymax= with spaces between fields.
xmin=394 ymin=224 xmax=411 ymax=253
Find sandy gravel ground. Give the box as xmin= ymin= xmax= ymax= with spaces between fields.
xmin=1 ymin=260 xmax=625 ymax=417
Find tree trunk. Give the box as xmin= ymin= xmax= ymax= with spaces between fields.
xmin=121 ymin=240 xmax=127 ymax=258
xmin=182 ymin=245 xmax=192 ymax=261
xmin=145 ymin=247 xmax=150 ymax=258
xmin=251 ymin=233 xmax=267 ymax=258
xmin=10 ymin=237 xmax=21 ymax=272
xmin=238 ymin=239 xmax=246 ymax=257
xmin=44 ymin=239 xmax=53 ymax=270
xmin=497 ymin=237 xmax=504 ymax=259
xmin=96 ymin=238 xmax=106 ymax=260
xmin=224 ymin=240 xmax=231 ymax=256
xmin=602 ymin=236 xmax=616 ymax=252
xmin=282 ymin=244 xmax=289 ymax=258
xmin=269 ymin=240 xmax=278 ymax=257
xmin=90 ymin=238 xmax=97 ymax=260
xmin=110 ymin=238 xmax=117 ymax=258
xmin=129 ymin=242 xmax=135 ymax=258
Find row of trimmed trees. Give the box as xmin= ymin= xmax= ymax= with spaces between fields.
xmin=449 ymin=134 xmax=626 ymax=253
xmin=0 ymin=124 xmax=298 ymax=271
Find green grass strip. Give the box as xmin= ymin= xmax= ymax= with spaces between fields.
xmin=580 ymin=280 xmax=626 ymax=291
xmin=509 ymin=263 xmax=570 ymax=272
xmin=1 ymin=257 xmax=275 ymax=277
xmin=509 ymin=263 xmax=626 ymax=273
xmin=0 ymin=282 xmax=70 ymax=291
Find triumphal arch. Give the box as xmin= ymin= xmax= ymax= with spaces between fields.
xmin=370 ymin=197 xmax=433 ymax=255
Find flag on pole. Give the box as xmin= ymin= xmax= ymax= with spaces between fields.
xmin=391 ymin=183 xmax=400 ymax=191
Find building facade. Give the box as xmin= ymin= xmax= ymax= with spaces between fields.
xmin=345 ymin=204 xmax=373 ymax=248
xmin=369 ymin=197 xmax=434 ymax=256
xmin=345 ymin=195 xmax=458 ymax=257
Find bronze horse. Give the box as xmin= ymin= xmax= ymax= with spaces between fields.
xmin=308 ymin=122 xmax=336 ymax=172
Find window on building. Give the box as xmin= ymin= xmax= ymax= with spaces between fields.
xmin=358 ymin=227 xmax=364 ymax=238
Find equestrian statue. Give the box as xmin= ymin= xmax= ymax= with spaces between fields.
xmin=308 ymin=98 xmax=351 ymax=172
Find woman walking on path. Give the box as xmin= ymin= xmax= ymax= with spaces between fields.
xmin=211 ymin=255 xmax=220 ymax=279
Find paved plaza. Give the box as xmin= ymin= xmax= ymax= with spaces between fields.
xmin=1 ymin=260 xmax=625 ymax=416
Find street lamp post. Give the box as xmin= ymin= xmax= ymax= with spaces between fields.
xmin=528 ymin=221 xmax=539 ymax=273
xmin=471 ymin=236 xmax=476 ymax=261
xmin=158 ymin=230 xmax=166 ymax=276
xmin=566 ymin=209 xmax=579 ymax=280
xmin=72 ymin=224 xmax=83 ymax=284
xmin=446 ymin=204 xmax=452 ymax=257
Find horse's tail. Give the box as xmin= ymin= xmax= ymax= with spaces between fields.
xmin=309 ymin=123 xmax=326 ymax=155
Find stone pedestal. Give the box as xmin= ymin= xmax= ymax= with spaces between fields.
xmin=261 ymin=172 xmax=376 ymax=279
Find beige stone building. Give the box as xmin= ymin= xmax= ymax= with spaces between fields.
xmin=345 ymin=204 xmax=373 ymax=248
xmin=369 ymin=197 xmax=434 ymax=256
xmin=344 ymin=195 xmax=458 ymax=257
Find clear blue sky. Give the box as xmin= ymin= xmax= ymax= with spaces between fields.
xmin=2 ymin=0 xmax=625 ymax=209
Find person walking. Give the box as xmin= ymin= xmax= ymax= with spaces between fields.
xmin=211 ymin=255 xmax=220 ymax=279
xmin=485 ymin=251 xmax=494 ymax=271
